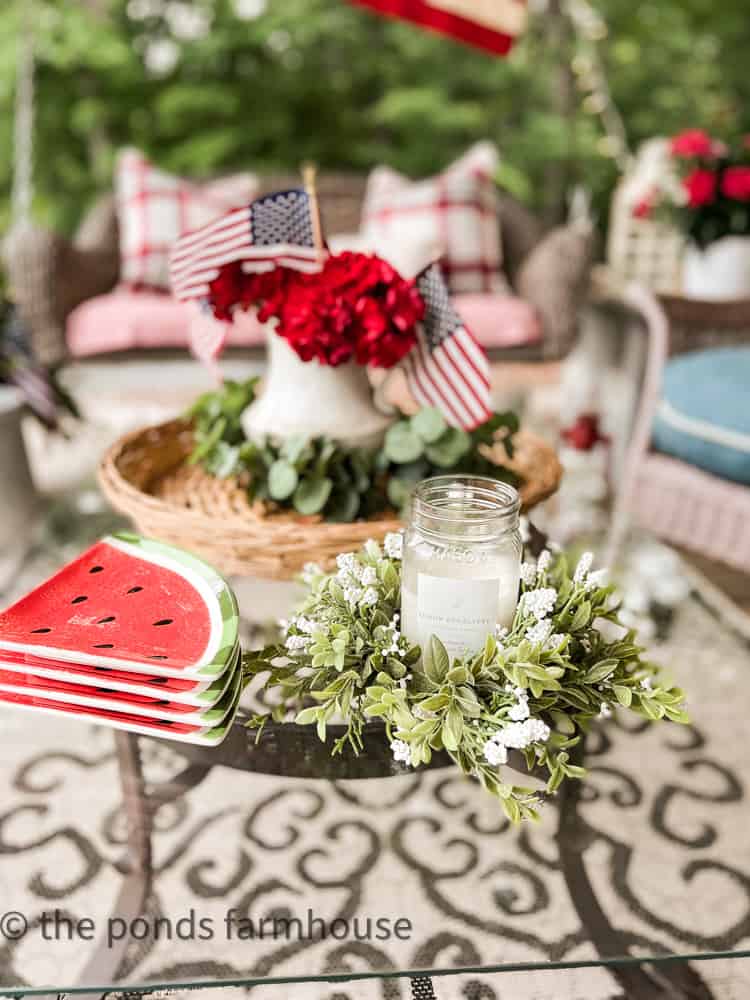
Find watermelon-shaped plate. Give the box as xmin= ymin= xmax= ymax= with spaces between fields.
xmin=0 ymin=646 xmax=241 ymax=725
xmin=0 ymin=659 xmax=243 ymax=746
xmin=0 ymin=643 xmax=240 ymax=706
xmin=0 ymin=534 xmax=239 ymax=680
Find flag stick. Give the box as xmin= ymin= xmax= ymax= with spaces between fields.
xmin=302 ymin=162 xmax=325 ymax=262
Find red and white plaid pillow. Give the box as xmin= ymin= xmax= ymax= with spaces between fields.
xmin=115 ymin=149 xmax=259 ymax=291
xmin=361 ymin=142 xmax=507 ymax=295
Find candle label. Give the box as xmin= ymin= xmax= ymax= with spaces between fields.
xmin=416 ymin=573 xmax=499 ymax=660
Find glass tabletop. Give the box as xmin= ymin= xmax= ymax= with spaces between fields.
xmin=1 ymin=489 xmax=750 ymax=999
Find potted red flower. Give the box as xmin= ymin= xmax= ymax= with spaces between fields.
xmin=632 ymin=129 xmax=750 ymax=300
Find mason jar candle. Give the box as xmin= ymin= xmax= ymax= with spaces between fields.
xmin=401 ymin=475 xmax=522 ymax=660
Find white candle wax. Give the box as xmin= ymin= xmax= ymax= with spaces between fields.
xmin=401 ymin=542 xmax=520 ymax=660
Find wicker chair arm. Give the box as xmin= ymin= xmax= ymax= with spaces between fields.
xmin=657 ymin=294 xmax=750 ymax=356
xmin=4 ymin=212 xmax=120 ymax=365
xmin=3 ymin=224 xmax=70 ymax=365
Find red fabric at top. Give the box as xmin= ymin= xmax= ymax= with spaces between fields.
xmin=348 ymin=0 xmax=520 ymax=56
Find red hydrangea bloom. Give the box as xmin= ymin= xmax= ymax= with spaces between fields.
xmin=721 ymin=166 xmax=750 ymax=201
xmin=670 ymin=129 xmax=717 ymax=159
xmin=208 ymin=261 xmax=247 ymax=322
xmin=683 ymin=169 xmax=717 ymax=207
xmin=207 ymin=251 xmax=423 ymax=368
xmin=272 ymin=252 xmax=423 ymax=367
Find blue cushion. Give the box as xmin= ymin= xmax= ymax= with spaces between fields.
xmin=652 ymin=346 xmax=750 ymax=485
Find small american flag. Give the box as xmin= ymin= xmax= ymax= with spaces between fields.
xmin=170 ymin=188 xmax=323 ymax=301
xmin=169 ymin=188 xmax=323 ymax=365
xmin=403 ymin=264 xmax=492 ymax=429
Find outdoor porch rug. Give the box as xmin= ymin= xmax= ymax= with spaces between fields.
xmin=1 ymin=573 xmax=749 ymax=1000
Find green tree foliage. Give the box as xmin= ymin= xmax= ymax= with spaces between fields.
xmin=0 ymin=0 xmax=748 ymax=236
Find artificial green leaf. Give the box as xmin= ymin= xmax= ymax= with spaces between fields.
xmin=268 ymin=460 xmax=299 ymax=500
xmin=664 ymin=707 xmax=690 ymax=724
xmin=482 ymin=634 xmax=497 ymax=664
xmin=613 ymin=684 xmax=632 ymax=707
xmin=325 ymin=487 xmax=361 ymax=522
xmin=441 ymin=703 xmax=464 ymax=751
xmin=205 ymin=441 xmax=240 ymax=478
xmin=425 ymin=427 xmax=471 ymax=467
xmin=455 ymin=685 xmax=481 ymax=716
xmin=583 ymin=659 xmax=619 ymax=684
xmin=394 ymin=458 xmax=431 ymax=482
xmin=313 ymin=439 xmax=337 ymax=476
xmin=423 ymin=635 xmax=450 ymax=684
xmin=419 ymin=693 xmax=450 ymax=711
xmin=447 ymin=665 xmax=469 ymax=684
xmin=190 ymin=416 xmax=227 ymax=461
xmin=411 ymin=407 xmax=447 ymax=443
xmin=387 ymin=476 xmax=413 ymax=510
xmin=639 ymin=699 xmax=665 ymax=721
xmin=550 ymin=710 xmax=577 ymax=735
xmin=384 ymin=422 xmax=424 ymax=463
xmin=281 ymin=434 xmax=313 ymax=467
xmin=558 ymin=687 xmax=592 ymax=712
xmin=569 ymin=601 xmax=592 ymax=632
xmin=381 ymin=561 xmax=400 ymax=592
xmin=502 ymin=796 xmax=522 ymax=823
xmin=293 ymin=476 xmax=333 ymax=514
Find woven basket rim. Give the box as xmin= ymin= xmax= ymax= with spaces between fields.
xmin=98 ymin=418 xmax=562 ymax=579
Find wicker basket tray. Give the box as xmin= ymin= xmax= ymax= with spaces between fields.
xmin=99 ymin=419 xmax=562 ymax=580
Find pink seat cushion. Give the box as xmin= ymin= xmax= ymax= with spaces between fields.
xmin=453 ymin=294 xmax=542 ymax=350
xmin=67 ymin=291 xmax=540 ymax=358
xmin=66 ymin=290 xmax=266 ymax=357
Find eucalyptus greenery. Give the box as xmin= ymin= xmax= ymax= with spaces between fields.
xmin=243 ymin=538 xmax=689 ymax=823
xmin=187 ymin=379 xmax=519 ymax=521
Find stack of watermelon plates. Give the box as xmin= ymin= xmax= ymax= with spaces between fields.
xmin=0 ymin=533 xmax=242 ymax=746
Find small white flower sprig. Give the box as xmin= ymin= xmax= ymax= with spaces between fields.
xmin=243 ymin=537 xmax=689 ymax=823
xmin=244 ymin=536 xmax=419 ymax=755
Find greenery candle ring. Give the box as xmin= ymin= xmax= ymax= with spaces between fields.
xmin=243 ymin=525 xmax=689 ymax=824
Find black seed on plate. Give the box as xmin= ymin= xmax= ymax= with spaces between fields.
xmin=89 ymin=566 xmax=104 ymax=574
xmin=155 ymin=700 xmax=170 ymax=707
xmin=93 ymin=643 xmax=114 ymax=649
xmin=96 ymin=616 xmax=116 ymax=624
xmin=151 ymin=677 xmax=169 ymax=684
xmin=127 ymin=586 xmax=143 ymax=594
xmin=152 ymin=619 xmax=173 ymax=627
xmin=71 ymin=595 xmax=88 ymax=605
xmin=149 ymin=654 xmax=168 ymax=660
xmin=31 ymin=627 xmax=51 ymax=634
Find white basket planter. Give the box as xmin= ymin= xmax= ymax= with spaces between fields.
xmin=608 ymin=189 xmax=685 ymax=293
xmin=683 ymin=236 xmax=750 ymax=300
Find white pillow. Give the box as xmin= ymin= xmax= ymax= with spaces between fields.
xmin=361 ymin=142 xmax=508 ymax=294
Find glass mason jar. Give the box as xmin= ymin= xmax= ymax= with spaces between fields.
xmin=401 ymin=475 xmax=522 ymax=660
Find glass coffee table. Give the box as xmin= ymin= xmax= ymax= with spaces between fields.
xmin=1 ymin=490 xmax=749 ymax=1000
